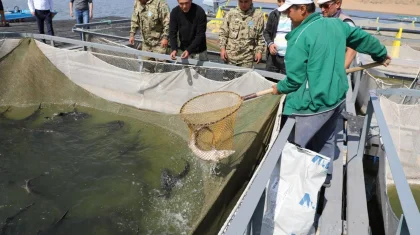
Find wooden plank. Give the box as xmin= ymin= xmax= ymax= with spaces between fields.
xmin=318 ymin=118 xmax=344 ymax=234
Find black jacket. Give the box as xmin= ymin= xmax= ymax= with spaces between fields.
xmin=263 ymin=9 xmax=286 ymax=73
xmin=263 ymin=9 xmax=281 ymax=58
xmin=169 ymin=3 xmax=207 ymax=54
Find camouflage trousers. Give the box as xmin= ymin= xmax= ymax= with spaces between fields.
xmin=226 ymin=60 xmax=254 ymax=69
xmin=218 ymin=60 xmax=253 ymax=81
xmin=139 ymin=43 xmax=169 ymax=73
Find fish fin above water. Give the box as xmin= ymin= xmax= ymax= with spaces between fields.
xmin=22 ymin=173 xmax=46 ymax=195
xmin=52 ymin=210 xmax=69 ymax=228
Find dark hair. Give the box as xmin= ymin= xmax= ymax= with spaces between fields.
xmin=291 ymin=3 xmax=316 ymax=13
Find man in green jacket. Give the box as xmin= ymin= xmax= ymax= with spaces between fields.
xmin=272 ymin=0 xmax=390 ymax=187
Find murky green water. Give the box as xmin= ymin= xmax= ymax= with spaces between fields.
xmin=388 ymin=184 xmax=420 ymax=218
xmin=0 ymin=105 xmax=207 ymax=235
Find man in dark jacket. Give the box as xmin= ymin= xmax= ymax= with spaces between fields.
xmin=169 ymin=0 xmax=207 ymax=60
xmin=263 ymin=0 xmax=291 ymax=73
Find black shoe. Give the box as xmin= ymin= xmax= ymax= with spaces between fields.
xmin=323 ymin=174 xmax=332 ymax=188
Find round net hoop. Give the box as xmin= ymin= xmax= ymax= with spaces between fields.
xmin=180 ymin=91 xmax=243 ymax=162
xmin=180 ymin=91 xmax=243 ymax=126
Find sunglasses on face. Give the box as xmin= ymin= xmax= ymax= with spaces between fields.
xmin=319 ymin=1 xmax=335 ymax=9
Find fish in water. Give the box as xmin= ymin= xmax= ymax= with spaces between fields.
xmin=159 ymin=160 xmax=190 ymax=198
xmin=188 ymin=127 xmax=235 ymax=162
xmin=22 ymin=173 xmax=46 ymax=195
xmin=52 ymin=109 xmax=90 ymax=121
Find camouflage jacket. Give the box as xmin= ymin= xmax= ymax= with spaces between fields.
xmin=219 ymin=6 xmax=265 ymax=63
xmin=130 ymin=0 xmax=170 ymax=47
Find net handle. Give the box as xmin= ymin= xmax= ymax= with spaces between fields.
xmin=346 ymin=59 xmax=391 ymax=74
xmin=241 ymin=60 xmax=391 ymax=101
xmin=241 ymin=88 xmax=273 ymax=101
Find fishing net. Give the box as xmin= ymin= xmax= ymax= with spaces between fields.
xmin=380 ymin=94 xmax=420 ymax=185
xmin=357 ymin=45 xmax=420 ymax=233
xmin=356 ymin=45 xmax=420 ymax=112
xmin=180 ymin=91 xmax=243 ymax=162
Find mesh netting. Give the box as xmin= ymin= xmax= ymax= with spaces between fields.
xmin=83 ymin=33 xmax=249 ymax=80
xmin=380 ymin=95 xmax=420 ymax=185
xmin=80 ymin=20 xmax=132 ymax=38
xmin=180 ymin=92 xmax=242 ymax=162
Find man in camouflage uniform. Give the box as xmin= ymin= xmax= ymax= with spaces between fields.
xmin=129 ymin=0 xmax=170 ymax=72
xmin=219 ymin=0 xmax=265 ymax=68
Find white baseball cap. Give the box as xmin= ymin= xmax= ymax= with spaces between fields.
xmin=278 ymin=0 xmax=314 ymax=12
xmin=317 ymin=0 xmax=334 ymax=4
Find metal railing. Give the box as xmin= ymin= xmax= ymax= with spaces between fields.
xmin=0 ymin=32 xmax=285 ymax=81
xmin=220 ymin=117 xmax=296 ymax=234
xmin=361 ymin=89 xmax=420 ymax=235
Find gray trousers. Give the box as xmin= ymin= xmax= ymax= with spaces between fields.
xmin=288 ymin=102 xmax=345 ymax=175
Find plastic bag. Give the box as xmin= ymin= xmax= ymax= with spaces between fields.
xmin=261 ymin=142 xmax=330 ymax=235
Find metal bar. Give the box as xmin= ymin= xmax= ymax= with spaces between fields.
xmin=369 ymin=90 xmax=420 ymax=234
xmin=207 ymin=17 xmax=224 ymax=21
xmin=221 ymin=118 xmax=295 ymax=235
xmin=376 ymin=88 xmax=420 ymax=97
xmin=81 ymin=32 xmax=87 ymax=51
xmin=360 ymin=26 xmax=420 ymax=34
xmin=345 ymin=75 xmax=357 ymax=115
xmin=72 ymin=28 xmax=132 ymax=42
xmin=401 ymin=70 xmax=420 ymax=104
xmin=348 ymin=14 xmax=420 ymax=24
xmin=221 ymin=5 xmax=275 ymax=11
xmin=74 ymin=19 xmax=131 ymax=27
xmin=319 ymin=118 xmax=344 ymax=234
xmin=351 ymin=67 xmax=362 ymax=104
xmin=346 ymin=102 xmax=370 ymax=235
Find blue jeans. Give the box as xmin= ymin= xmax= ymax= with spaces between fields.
xmin=75 ymin=9 xmax=89 ymax=24
xmin=288 ymin=101 xmax=345 ymax=176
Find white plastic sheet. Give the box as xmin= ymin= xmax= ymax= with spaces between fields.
xmin=262 ymin=142 xmax=330 ymax=235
